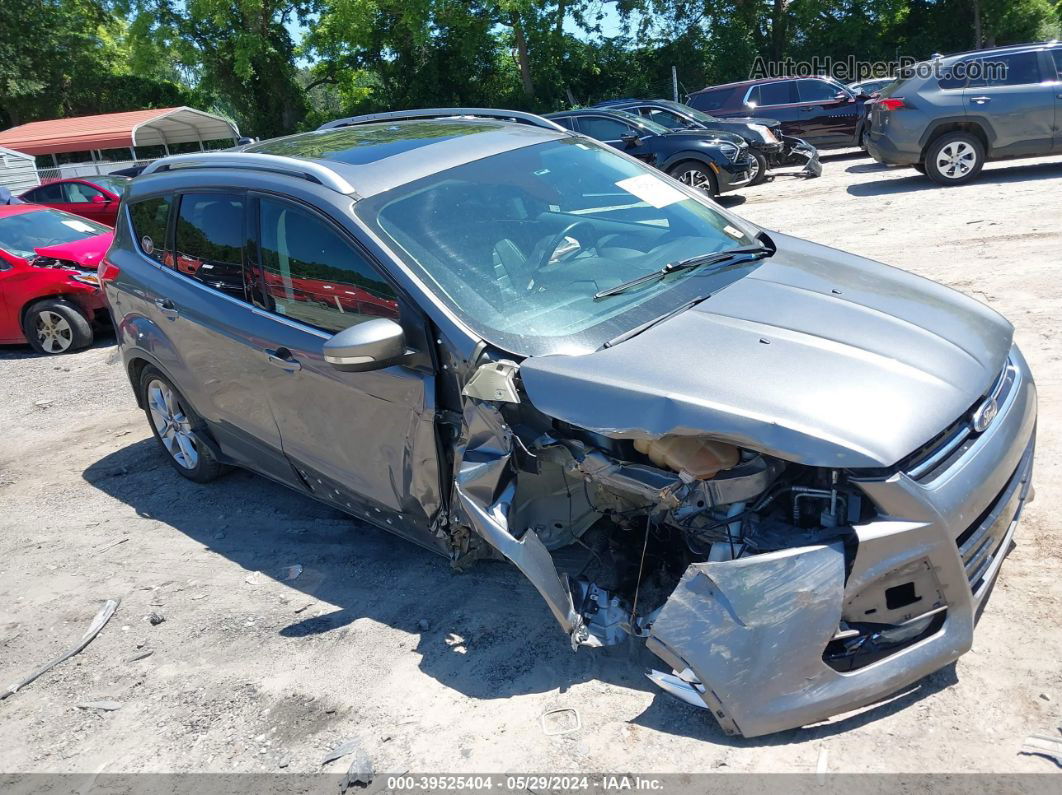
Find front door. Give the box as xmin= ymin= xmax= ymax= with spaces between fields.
xmin=793 ymin=79 xmax=860 ymax=146
xmin=247 ymin=194 xmax=445 ymax=548
xmin=60 ymin=181 xmax=114 ymax=225
xmin=963 ymin=50 xmax=1056 ymax=156
xmin=574 ymin=115 xmax=658 ymax=165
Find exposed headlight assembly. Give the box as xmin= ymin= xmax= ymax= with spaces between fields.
xmin=717 ymin=143 xmax=740 ymax=161
xmin=749 ymin=124 xmax=778 ymax=143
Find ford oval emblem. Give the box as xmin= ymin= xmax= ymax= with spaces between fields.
xmin=972 ymin=397 xmax=999 ymax=433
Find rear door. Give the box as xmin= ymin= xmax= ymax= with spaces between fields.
xmin=247 ymin=194 xmax=445 ymax=547
xmin=19 ymin=182 xmax=64 ymax=209
xmin=741 ymin=82 xmax=803 ymax=136
xmin=963 ymin=50 xmax=1055 ymax=155
xmin=122 ymin=191 xmax=294 ymax=483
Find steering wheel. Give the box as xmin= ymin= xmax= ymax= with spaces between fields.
xmin=532 ymin=221 xmax=600 ymax=276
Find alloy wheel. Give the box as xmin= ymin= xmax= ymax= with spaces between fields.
xmin=35 ymin=310 xmax=73 ymax=353
xmin=678 ymin=168 xmax=712 ymax=193
xmin=147 ymin=379 xmax=199 ymax=470
xmin=935 ymin=141 xmax=977 ymax=180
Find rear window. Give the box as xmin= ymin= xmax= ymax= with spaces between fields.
xmin=173 ymin=192 xmax=247 ymax=302
xmin=748 ymin=82 xmax=794 ymax=107
xmin=128 ymin=196 xmax=172 ymax=264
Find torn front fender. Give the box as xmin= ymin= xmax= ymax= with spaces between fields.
xmin=646 ymin=542 xmax=846 ymax=737
xmin=452 ymin=398 xmax=583 ymax=640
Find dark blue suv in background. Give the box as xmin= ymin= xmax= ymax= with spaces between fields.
xmin=546 ymin=108 xmax=754 ymax=196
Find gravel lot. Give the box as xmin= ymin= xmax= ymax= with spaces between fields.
xmin=1 ymin=150 xmax=1060 ymax=777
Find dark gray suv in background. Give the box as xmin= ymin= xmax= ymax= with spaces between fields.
xmin=101 ymin=108 xmax=1036 ymax=737
xmin=866 ymin=41 xmax=1062 ymax=184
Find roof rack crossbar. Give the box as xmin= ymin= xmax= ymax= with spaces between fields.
xmin=318 ymin=108 xmax=567 ymax=133
xmin=140 ymin=152 xmax=358 ymax=196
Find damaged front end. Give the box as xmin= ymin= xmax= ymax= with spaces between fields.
xmin=445 ymin=341 xmax=1036 ymax=737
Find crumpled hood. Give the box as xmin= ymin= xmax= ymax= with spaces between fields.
xmin=520 ymin=233 xmax=1013 ymax=469
xmin=34 ymin=232 xmax=113 ymax=268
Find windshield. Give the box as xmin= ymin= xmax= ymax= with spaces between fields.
xmin=0 ymin=208 xmax=109 ymax=259
xmin=357 ymin=138 xmax=763 ymax=355
xmin=607 ymin=108 xmax=672 ymax=136
xmin=92 ymin=175 xmax=131 ymax=194
xmin=657 ymin=100 xmax=719 ymax=124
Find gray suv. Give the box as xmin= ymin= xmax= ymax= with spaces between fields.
xmin=101 ymin=108 xmax=1036 ymax=737
xmin=866 ymin=42 xmax=1062 ymax=184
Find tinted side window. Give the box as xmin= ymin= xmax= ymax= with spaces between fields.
xmin=755 ymin=82 xmax=795 ymax=106
xmin=969 ymin=52 xmax=1042 ymax=87
xmin=578 ymin=116 xmax=635 ymax=141
xmin=797 ymin=79 xmax=841 ymax=102
xmin=63 ymin=182 xmax=104 ymax=203
xmin=256 ymin=198 xmax=398 ymax=332
xmin=644 ymin=108 xmax=686 ymax=128
xmin=25 ymin=183 xmax=64 ymax=203
xmin=173 ymin=192 xmax=247 ymax=301
xmin=1053 ymin=48 xmax=1062 ymax=79
xmin=551 ymin=116 xmax=577 ymax=130
xmin=128 ymin=196 xmax=172 ymax=265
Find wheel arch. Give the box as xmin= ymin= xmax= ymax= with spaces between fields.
xmin=19 ymin=292 xmax=94 ymax=332
xmin=919 ymin=118 xmax=993 ymax=160
xmin=660 ymin=151 xmax=718 ymax=172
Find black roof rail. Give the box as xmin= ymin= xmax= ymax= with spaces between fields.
xmin=318 ymin=108 xmax=568 ymax=133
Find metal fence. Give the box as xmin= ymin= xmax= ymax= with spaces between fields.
xmin=37 ymin=159 xmax=156 ymax=183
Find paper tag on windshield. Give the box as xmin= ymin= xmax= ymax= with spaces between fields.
xmin=62 ymin=219 xmax=95 ymax=233
xmin=615 ymin=174 xmax=686 ymax=208
xmin=724 ymin=225 xmax=745 ymax=239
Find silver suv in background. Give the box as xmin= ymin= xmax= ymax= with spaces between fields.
xmin=866 ymin=42 xmax=1062 ymax=184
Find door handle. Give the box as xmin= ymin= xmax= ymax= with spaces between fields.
xmin=154 ymin=297 xmax=179 ymax=319
xmin=970 ymin=96 xmax=992 ymax=104
xmin=265 ymin=347 xmax=301 ymax=372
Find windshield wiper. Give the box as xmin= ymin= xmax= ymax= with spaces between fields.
xmin=593 ymin=245 xmax=772 ymax=300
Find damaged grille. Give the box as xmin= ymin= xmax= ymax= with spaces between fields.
xmin=900 ymin=358 xmax=1016 ymax=483
xmin=954 ymin=438 xmax=1033 ymax=595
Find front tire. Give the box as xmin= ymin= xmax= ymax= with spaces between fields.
xmin=668 ymin=160 xmax=719 ymax=197
xmin=747 ymin=150 xmax=769 ymax=186
xmin=139 ymin=366 xmax=223 ymax=483
xmin=22 ymin=298 xmax=93 ymax=355
xmin=924 ymin=132 xmax=985 ymax=186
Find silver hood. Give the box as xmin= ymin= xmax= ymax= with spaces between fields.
xmin=520 ymin=233 xmax=1013 ymax=469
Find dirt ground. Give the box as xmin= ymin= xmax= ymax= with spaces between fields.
xmin=1 ymin=150 xmax=1060 ymax=778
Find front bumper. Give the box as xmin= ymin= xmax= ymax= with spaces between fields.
xmin=716 ymin=157 xmax=754 ymax=192
xmin=770 ymin=135 xmax=821 ymax=177
xmin=647 ymin=346 xmax=1037 ymax=737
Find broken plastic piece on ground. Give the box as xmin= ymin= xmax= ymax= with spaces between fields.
xmin=321 ymin=737 xmax=361 ymax=766
xmin=339 ymin=745 xmax=374 ymax=791
xmin=540 ymin=707 xmax=581 ymax=736
xmin=126 ymin=649 xmax=153 ymax=663
xmin=78 ymin=700 xmax=123 ymax=711
xmin=245 ymin=564 xmax=303 ymax=586
xmin=1 ymin=599 xmax=119 ymax=700
xmin=645 ymin=669 xmax=708 ymax=709
xmin=1019 ymin=734 xmax=1062 ymax=768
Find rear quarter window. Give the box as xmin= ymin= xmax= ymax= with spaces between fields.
xmin=128 ymin=196 xmax=172 ymax=265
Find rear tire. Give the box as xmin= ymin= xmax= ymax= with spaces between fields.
xmin=139 ymin=366 xmax=223 ymax=483
xmin=22 ymin=298 xmax=93 ymax=355
xmin=747 ymin=150 xmax=769 ymax=186
xmin=924 ymin=132 xmax=984 ymax=186
xmin=668 ymin=160 xmax=719 ymax=197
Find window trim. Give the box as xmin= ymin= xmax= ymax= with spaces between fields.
xmin=247 ymin=190 xmax=405 ymax=336
xmin=744 ymin=80 xmax=796 ymax=108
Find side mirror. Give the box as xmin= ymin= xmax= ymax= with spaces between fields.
xmin=620 ymin=132 xmax=641 ymax=147
xmin=91 ymin=194 xmax=109 ymax=204
xmin=323 ymin=317 xmax=409 ymax=372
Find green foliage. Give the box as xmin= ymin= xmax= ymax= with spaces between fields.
xmin=5 ymin=0 xmax=1060 ymax=138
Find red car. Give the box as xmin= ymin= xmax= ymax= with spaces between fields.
xmin=0 ymin=205 xmax=113 ymax=354
xmin=19 ymin=175 xmax=129 ymax=226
